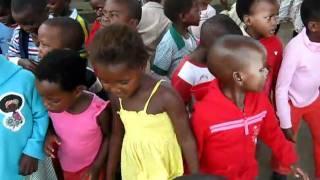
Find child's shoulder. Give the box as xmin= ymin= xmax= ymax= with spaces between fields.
xmin=159 ymin=27 xmax=176 ymax=45
xmin=285 ymin=31 xmax=305 ymax=51
xmin=86 ymin=92 xmax=109 ymax=111
xmin=260 ymin=35 xmax=283 ymax=49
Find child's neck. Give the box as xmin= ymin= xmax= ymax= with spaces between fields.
xmin=173 ymin=23 xmax=189 ymax=37
xmin=219 ymin=82 xmax=245 ymax=111
xmin=57 ymin=7 xmax=72 ymax=17
xmin=190 ymin=46 xmax=207 ymax=64
xmin=245 ymin=27 xmax=263 ymax=40
xmin=66 ymin=91 xmax=93 ymax=114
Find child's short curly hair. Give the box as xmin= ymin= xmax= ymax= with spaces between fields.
xmin=236 ymin=0 xmax=278 ymax=22
xmin=11 ymin=0 xmax=47 ymax=13
xmin=89 ymin=24 xmax=149 ymax=69
xmin=35 ymin=49 xmax=87 ymax=92
xmin=42 ymin=17 xmax=84 ymax=51
xmin=300 ymin=0 xmax=320 ymax=28
xmin=164 ymin=0 xmax=194 ymax=23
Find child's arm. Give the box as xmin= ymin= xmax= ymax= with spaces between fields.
xmin=20 ymin=78 xmax=49 ymax=175
xmin=162 ymin=84 xmax=199 ymax=174
xmin=106 ymin=95 xmax=125 ymax=180
xmin=275 ymin=43 xmax=300 ymax=141
xmin=259 ymin=95 xmax=297 ymax=171
xmin=171 ymin=62 xmax=194 ymax=104
xmin=259 ymin=97 xmax=309 ymax=179
xmin=7 ymin=28 xmax=21 ymax=62
xmin=44 ymin=120 xmax=61 ymax=158
xmin=88 ymin=105 xmax=112 ymax=180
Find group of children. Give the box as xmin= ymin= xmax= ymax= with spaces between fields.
xmin=0 ymin=0 xmax=320 ymax=179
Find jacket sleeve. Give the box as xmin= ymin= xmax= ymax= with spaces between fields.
xmin=258 ymin=95 xmax=297 ymax=167
xmin=172 ymin=71 xmax=193 ymax=104
xmin=23 ymin=79 xmax=49 ymax=160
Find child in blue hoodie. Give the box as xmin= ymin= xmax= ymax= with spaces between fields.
xmin=0 ymin=55 xmax=49 ymax=179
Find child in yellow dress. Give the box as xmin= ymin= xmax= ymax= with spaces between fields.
xmin=89 ymin=24 xmax=199 ymax=180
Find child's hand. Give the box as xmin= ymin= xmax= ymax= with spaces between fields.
xmin=19 ymin=154 xmax=38 ymax=176
xmin=291 ymin=166 xmax=309 ymax=180
xmin=18 ymin=59 xmax=38 ymax=73
xmin=44 ymin=133 xmax=61 ymax=158
xmin=282 ymin=128 xmax=295 ymax=143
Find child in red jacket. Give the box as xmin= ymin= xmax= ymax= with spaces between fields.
xmin=236 ymin=0 xmax=283 ymax=96
xmin=192 ymin=35 xmax=307 ymax=180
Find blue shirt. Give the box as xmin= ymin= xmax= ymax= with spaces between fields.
xmin=0 ymin=23 xmax=14 ymax=56
xmin=0 ymin=56 xmax=49 ymax=179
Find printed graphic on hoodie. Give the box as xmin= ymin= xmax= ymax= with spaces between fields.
xmin=0 ymin=93 xmax=25 ymax=131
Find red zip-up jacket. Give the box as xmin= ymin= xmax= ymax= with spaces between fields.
xmin=192 ymin=81 xmax=297 ymax=180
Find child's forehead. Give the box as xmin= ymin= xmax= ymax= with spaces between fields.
xmin=39 ymin=24 xmax=61 ymax=36
xmin=91 ymin=0 xmax=105 ymax=6
xmin=106 ymin=0 xmax=129 ymax=11
xmin=249 ymin=0 xmax=279 ymax=13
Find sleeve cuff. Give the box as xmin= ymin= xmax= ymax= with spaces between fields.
xmin=23 ymin=140 xmax=45 ymax=160
xmin=151 ymin=65 xmax=168 ymax=76
xmin=280 ymin=121 xmax=292 ymax=129
xmin=8 ymin=57 xmax=20 ymax=65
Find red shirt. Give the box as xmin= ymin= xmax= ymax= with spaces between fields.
xmin=85 ymin=20 xmax=101 ymax=48
xmin=192 ymin=81 xmax=297 ymax=180
xmin=259 ymin=36 xmax=283 ymax=95
xmin=171 ymin=56 xmax=215 ymax=104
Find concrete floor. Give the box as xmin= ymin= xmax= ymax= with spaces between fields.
xmin=71 ymin=0 xmax=315 ymax=179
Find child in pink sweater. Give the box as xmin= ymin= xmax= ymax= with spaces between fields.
xmin=275 ymin=0 xmax=320 ymax=178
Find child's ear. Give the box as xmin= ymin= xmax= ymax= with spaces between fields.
xmin=232 ymin=71 xmax=244 ymax=86
xmin=308 ymin=21 xmax=320 ymax=33
xmin=74 ymin=85 xmax=87 ymax=97
xmin=129 ymin=18 xmax=139 ymax=29
xmin=243 ymin=15 xmax=251 ymax=26
xmin=179 ymin=13 xmax=187 ymax=23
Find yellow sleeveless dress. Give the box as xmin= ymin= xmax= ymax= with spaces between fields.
xmin=118 ymin=80 xmax=183 ymax=180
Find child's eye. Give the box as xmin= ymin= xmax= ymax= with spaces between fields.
xmin=110 ymin=13 xmax=118 ymax=18
xmin=119 ymin=80 xmax=129 ymax=85
xmin=265 ymin=16 xmax=272 ymax=21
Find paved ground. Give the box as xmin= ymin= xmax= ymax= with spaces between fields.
xmin=71 ymin=0 xmax=315 ymax=179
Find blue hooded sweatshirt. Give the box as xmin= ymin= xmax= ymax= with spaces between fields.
xmin=0 ymin=56 xmax=49 ymax=179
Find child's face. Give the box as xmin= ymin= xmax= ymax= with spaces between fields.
xmin=93 ymin=62 xmax=144 ymax=99
xmin=0 ymin=6 xmax=11 ymax=25
xmin=36 ymin=80 xmax=78 ymax=113
xmin=90 ymin=0 xmax=105 ymax=20
xmin=307 ymin=21 xmax=320 ymax=42
xmin=47 ymin=0 xmax=70 ymax=16
xmin=181 ymin=1 xmax=200 ymax=26
xmin=244 ymin=1 xmax=279 ymax=39
xmin=12 ymin=7 xmax=48 ymax=34
xmin=101 ymin=0 xmax=137 ymax=28
xmin=38 ymin=24 xmax=63 ymax=59
xmin=238 ymin=49 xmax=268 ymax=92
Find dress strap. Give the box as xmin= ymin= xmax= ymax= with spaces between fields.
xmin=119 ymin=98 xmax=124 ymax=110
xmin=143 ymin=80 xmax=165 ymax=112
